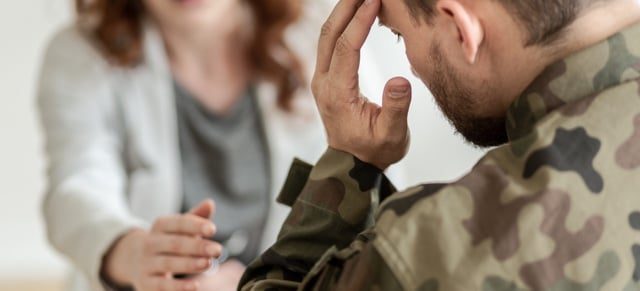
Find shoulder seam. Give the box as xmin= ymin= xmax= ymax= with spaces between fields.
xmin=372 ymin=231 xmax=416 ymax=290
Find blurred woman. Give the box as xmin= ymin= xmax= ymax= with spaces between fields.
xmin=37 ymin=0 xmax=334 ymax=290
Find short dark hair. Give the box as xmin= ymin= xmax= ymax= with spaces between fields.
xmin=404 ymin=0 xmax=594 ymax=46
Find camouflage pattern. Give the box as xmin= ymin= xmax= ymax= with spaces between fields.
xmin=239 ymin=23 xmax=640 ymax=290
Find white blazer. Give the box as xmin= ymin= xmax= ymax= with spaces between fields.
xmin=37 ymin=1 xmax=401 ymax=290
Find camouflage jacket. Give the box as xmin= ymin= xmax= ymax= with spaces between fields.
xmin=239 ymin=23 xmax=640 ymax=291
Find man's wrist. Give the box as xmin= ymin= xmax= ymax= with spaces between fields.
xmin=319 ymin=147 xmax=384 ymax=192
xmin=327 ymin=144 xmax=395 ymax=171
xmin=324 ymin=147 xmax=384 ymax=169
xmin=304 ymin=147 xmax=384 ymax=228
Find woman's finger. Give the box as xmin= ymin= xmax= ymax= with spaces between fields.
xmin=148 ymin=255 xmax=212 ymax=275
xmin=149 ymin=234 xmax=222 ymax=258
xmin=152 ymin=215 xmax=216 ymax=237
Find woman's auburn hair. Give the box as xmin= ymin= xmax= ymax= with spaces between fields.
xmin=75 ymin=0 xmax=305 ymax=111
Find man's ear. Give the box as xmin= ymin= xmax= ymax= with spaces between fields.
xmin=436 ymin=0 xmax=484 ymax=64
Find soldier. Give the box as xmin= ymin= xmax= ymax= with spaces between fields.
xmin=240 ymin=0 xmax=640 ymax=290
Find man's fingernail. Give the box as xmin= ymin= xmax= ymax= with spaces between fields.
xmin=390 ymin=86 xmax=409 ymax=98
xmin=364 ymin=0 xmax=374 ymax=5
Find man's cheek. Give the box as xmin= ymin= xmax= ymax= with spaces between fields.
xmin=404 ymin=52 xmax=430 ymax=86
xmin=410 ymin=67 xmax=419 ymax=78
xmin=405 ymin=43 xmax=428 ymax=72
xmin=404 ymin=48 xmax=421 ymax=75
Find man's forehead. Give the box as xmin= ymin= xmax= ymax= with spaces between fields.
xmin=378 ymin=0 xmax=413 ymax=28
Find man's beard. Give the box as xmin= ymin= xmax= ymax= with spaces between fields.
xmin=426 ymin=43 xmax=508 ymax=148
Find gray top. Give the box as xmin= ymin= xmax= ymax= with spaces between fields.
xmin=174 ymin=81 xmax=271 ymax=265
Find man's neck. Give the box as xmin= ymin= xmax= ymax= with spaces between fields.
xmin=553 ymin=0 xmax=640 ymax=61
xmin=506 ymin=6 xmax=640 ymax=143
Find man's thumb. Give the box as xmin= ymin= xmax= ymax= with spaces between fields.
xmin=380 ymin=77 xmax=412 ymax=131
xmin=189 ymin=199 xmax=215 ymax=219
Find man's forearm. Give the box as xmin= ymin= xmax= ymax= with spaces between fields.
xmin=240 ymin=148 xmax=392 ymax=290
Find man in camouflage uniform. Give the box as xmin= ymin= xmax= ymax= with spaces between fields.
xmin=239 ymin=0 xmax=640 ymax=290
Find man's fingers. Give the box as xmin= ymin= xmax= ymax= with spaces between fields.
xmin=188 ymin=199 xmax=215 ymax=219
xmin=149 ymin=255 xmax=212 ymax=275
xmin=316 ymin=0 xmax=364 ymax=74
xmin=379 ymin=77 xmax=412 ymax=138
xmin=150 ymin=234 xmax=222 ymax=258
xmin=152 ymin=215 xmax=216 ymax=237
xmin=329 ymin=0 xmax=380 ymax=89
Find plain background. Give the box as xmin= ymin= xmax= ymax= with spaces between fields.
xmin=0 ymin=0 xmax=483 ymax=290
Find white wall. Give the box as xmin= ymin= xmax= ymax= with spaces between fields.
xmin=0 ymin=0 xmax=73 ymax=284
xmin=0 ymin=0 xmax=483 ymax=286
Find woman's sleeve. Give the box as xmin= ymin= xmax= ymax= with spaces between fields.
xmin=36 ymin=27 xmax=147 ymax=290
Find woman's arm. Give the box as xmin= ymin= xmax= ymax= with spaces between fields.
xmin=37 ymin=26 xmax=148 ymax=290
xmin=38 ymin=27 xmax=224 ymax=291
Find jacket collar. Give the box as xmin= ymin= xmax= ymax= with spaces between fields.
xmin=506 ymin=23 xmax=640 ymax=141
xmin=142 ymin=20 xmax=172 ymax=76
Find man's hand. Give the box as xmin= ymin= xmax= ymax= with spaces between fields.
xmin=312 ymin=0 xmax=412 ymax=170
xmin=102 ymin=200 xmax=222 ymax=291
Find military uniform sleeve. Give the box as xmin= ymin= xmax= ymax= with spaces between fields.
xmin=239 ymin=148 xmax=403 ymax=290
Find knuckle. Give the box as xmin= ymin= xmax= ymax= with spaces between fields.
xmin=182 ymin=258 xmax=192 ymax=270
xmin=143 ymin=237 xmax=156 ymax=252
xmin=341 ymin=76 xmax=360 ymax=91
xmin=177 ymin=216 xmax=191 ymax=232
xmin=152 ymin=217 xmax=167 ymax=230
xmin=189 ymin=258 xmax=199 ymax=270
xmin=184 ymin=215 xmax=202 ymax=232
xmin=353 ymin=11 xmax=366 ymax=25
xmin=311 ymin=78 xmax=321 ymax=95
xmin=156 ymin=215 xmax=177 ymax=232
xmin=334 ymin=36 xmax=353 ymax=56
xmin=379 ymin=136 xmax=393 ymax=147
xmin=199 ymin=241 xmax=210 ymax=255
xmin=381 ymin=133 xmax=402 ymax=148
xmin=161 ymin=257 xmax=171 ymax=272
xmin=318 ymin=100 xmax=333 ymax=112
xmin=320 ymin=21 xmax=334 ymax=37
xmin=169 ymin=238 xmax=181 ymax=253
